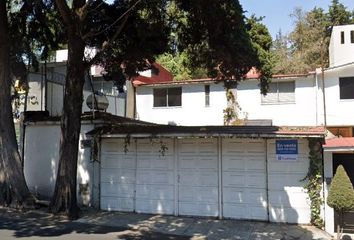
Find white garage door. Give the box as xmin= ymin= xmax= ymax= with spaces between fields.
xmin=267 ymin=139 xmax=310 ymax=224
xmin=135 ymin=139 xmax=175 ymax=214
xmin=100 ymin=139 xmax=136 ymax=211
xmin=178 ymin=138 xmax=219 ymax=217
xmin=222 ymin=138 xmax=268 ymax=220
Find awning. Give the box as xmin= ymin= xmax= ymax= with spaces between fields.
xmin=323 ymin=137 xmax=354 ymax=152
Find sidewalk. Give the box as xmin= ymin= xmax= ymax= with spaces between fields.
xmin=77 ymin=209 xmax=333 ymax=240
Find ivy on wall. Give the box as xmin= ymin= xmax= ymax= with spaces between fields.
xmin=303 ymin=138 xmax=324 ymax=228
xmin=223 ymin=85 xmax=248 ymax=125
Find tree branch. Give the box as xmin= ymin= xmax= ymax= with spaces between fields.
xmin=82 ymin=0 xmax=142 ymax=40
xmin=84 ymin=13 xmax=129 ymax=68
xmin=55 ymin=0 xmax=73 ymax=26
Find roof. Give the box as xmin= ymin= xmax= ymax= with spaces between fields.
xmin=86 ymin=117 xmax=325 ymax=138
xmin=23 ymin=111 xmax=324 ymax=139
xmin=323 ymin=137 xmax=354 ymax=151
xmin=133 ymin=63 xmax=173 ymax=86
xmin=23 ymin=111 xmax=156 ymax=126
xmin=133 ymin=66 xmax=315 ymax=87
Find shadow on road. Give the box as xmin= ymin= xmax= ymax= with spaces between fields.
xmin=0 ymin=208 xmax=190 ymax=239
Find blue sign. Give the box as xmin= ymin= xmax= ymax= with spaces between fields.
xmin=276 ymin=140 xmax=298 ymax=161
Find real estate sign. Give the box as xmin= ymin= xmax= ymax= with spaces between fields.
xmin=276 ymin=140 xmax=298 ymax=161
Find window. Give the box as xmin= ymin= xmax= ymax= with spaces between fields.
xmin=261 ymin=81 xmax=295 ymax=104
xmin=339 ymin=77 xmax=354 ymax=99
xmin=341 ymin=31 xmax=345 ymax=44
xmin=351 ymin=31 xmax=354 ymax=43
xmin=205 ymin=85 xmax=210 ymax=107
xmin=153 ymin=87 xmax=182 ymax=107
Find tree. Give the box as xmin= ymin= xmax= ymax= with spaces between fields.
xmin=327 ymin=165 xmax=354 ymax=239
xmin=328 ymin=0 xmax=353 ymax=26
xmin=245 ymin=15 xmax=273 ymax=94
xmin=273 ymin=1 xmax=354 ymax=74
xmin=0 ymin=0 xmax=36 ymax=207
xmin=50 ymin=0 xmax=271 ymax=218
xmin=50 ymin=0 xmax=171 ymax=219
xmin=156 ymin=52 xmax=207 ymax=80
xmin=271 ymin=30 xmax=290 ymax=74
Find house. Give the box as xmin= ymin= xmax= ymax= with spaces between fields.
xmin=133 ymin=71 xmax=320 ymax=126
xmin=22 ymin=24 xmax=354 ymax=236
xmin=131 ymin=24 xmax=354 ymax=235
xmin=23 ymin=111 xmax=325 ymax=224
xmin=21 ymin=49 xmax=126 ymax=117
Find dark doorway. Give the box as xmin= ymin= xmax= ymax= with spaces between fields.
xmin=333 ymin=153 xmax=354 ymax=233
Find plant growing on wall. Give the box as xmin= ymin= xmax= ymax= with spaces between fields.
xmin=303 ymin=139 xmax=324 ymax=228
xmin=327 ymin=165 xmax=354 ymax=240
xmin=223 ymin=87 xmax=248 ymax=125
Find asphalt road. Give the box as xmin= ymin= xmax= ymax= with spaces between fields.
xmin=0 ymin=208 xmax=191 ymax=240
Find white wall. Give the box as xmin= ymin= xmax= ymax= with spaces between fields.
xmin=24 ymin=122 xmax=96 ymax=206
xmin=136 ymin=78 xmax=318 ymax=127
xmin=237 ymin=78 xmax=318 ymax=126
xmin=267 ymin=138 xmax=311 ymax=224
xmin=329 ymin=25 xmax=354 ymax=67
xmin=136 ymin=83 xmax=227 ymax=126
xmin=46 ymin=82 xmax=64 ymax=116
xmin=321 ymin=64 xmax=354 ymax=126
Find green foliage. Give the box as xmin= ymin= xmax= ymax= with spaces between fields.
xmin=175 ymin=0 xmax=269 ymax=83
xmin=223 ymin=88 xmax=248 ymax=125
xmin=156 ymin=52 xmax=207 ymax=80
xmin=155 ymin=2 xmax=273 ymax=95
xmin=272 ymin=1 xmax=354 ymax=74
xmin=328 ymin=0 xmax=354 ymax=25
xmin=327 ymin=165 xmax=354 ymax=212
xmin=303 ymin=139 xmax=324 ymax=228
xmin=245 ymin=15 xmax=273 ymax=94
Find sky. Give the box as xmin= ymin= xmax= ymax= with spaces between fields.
xmin=239 ymin=0 xmax=354 ymax=39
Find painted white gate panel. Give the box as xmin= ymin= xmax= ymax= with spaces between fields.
xmin=267 ymin=139 xmax=310 ymax=224
xmin=178 ymin=138 xmax=219 ymax=217
xmin=100 ymin=139 xmax=136 ymax=211
xmin=222 ymin=138 xmax=268 ymax=220
xmin=135 ymin=139 xmax=175 ymax=214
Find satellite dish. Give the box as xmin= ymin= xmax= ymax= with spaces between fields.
xmin=86 ymin=92 xmax=109 ymax=111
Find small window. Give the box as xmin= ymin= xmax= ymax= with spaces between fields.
xmin=205 ymin=85 xmax=210 ymax=107
xmin=339 ymin=77 xmax=354 ymax=99
xmin=153 ymin=87 xmax=182 ymax=107
xmin=261 ymin=81 xmax=295 ymax=104
xmin=351 ymin=31 xmax=354 ymax=43
xmin=341 ymin=31 xmax=345 ymax=44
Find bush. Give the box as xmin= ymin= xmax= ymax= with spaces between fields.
xmin=327 ymin=165 xmax=354 ymax=239
xmin=327 ymin=165 xmax=354 ymax=212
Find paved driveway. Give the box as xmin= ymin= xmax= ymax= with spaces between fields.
xmin=0 ymin=207 xmax=332 ymax=240
xmin=77 ymin=210 xmax=332 ymax=240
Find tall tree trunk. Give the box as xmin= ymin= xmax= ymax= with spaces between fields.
xmin=49 ymin=23 xmax=86 ymax=219
xmin=0 ymin=0 xmax=35 ymax=207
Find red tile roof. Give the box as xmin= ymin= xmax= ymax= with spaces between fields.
xmin=133 ymin=65 xmax=314 ymax=87
xmin=133 ymin=63 xmax=173 ymax=86
xmin=324 ymin=137 xmax=354 ymax=148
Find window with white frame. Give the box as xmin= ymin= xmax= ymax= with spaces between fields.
xmin=339 ymin=77 xmax=354 ymax=99
xmin=153 ymin=87 xmax=182 ymax=107
xmin=261 ymin=81 xmax=295 ymax=104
